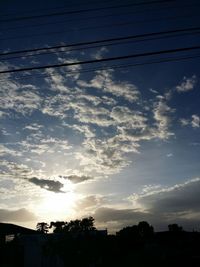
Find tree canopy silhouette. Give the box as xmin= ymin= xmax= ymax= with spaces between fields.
xmin=38 ymin=216 xmax=96 ymax=234
xmin=36 ymin=222 xmax=49 ymax=233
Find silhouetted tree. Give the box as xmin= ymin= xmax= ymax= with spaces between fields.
xmin=138 ymin=221 xmax=154 ymax=238
xmin=80 ymin=216 xmax=96 ymax=231
xmin=65 ymin=217 xmax=96 ymax=233
xmin=49 ymin=221 xmax=65 ymax=233
xmin=36 ymin=222 xmax=49 ymax=233
xmin=68 ymin=219 xmax=82 ymax=233
xmin=116 ymin=225 xmax=139 ymax=238
xmin=168 ymin=223 xmax=183 ymax=232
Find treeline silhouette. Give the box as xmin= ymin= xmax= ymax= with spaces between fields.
xmin=36 ymin=216 xmax=96 ymax=234
xmin=33 ymin=218 xmax=200 ymax=267
xmin=1 ymin=218 xmax=200 ymax=267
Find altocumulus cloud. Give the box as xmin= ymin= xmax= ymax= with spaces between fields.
xmin=29 ymin=177 xmax=64 ymax=193
xmin=0 ymin=208 xmax=36 ymax=222
xmin=176 ymin=75 xmax=197 ymax=92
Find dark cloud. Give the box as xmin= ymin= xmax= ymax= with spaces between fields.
xmin=0 ymin=208 xmax=36 ymax=222
xmin=94 ymin=179 xmax=200 ymax=232
xmin=94 ymin=207 xmax=156 ymax=232
xmin=61 ymin=175 xmax=91 ymax=184
xmin=94 ymin=207 xmax=152 ymax=224
xmin=29 ymin=177 xmax=64 ymax=193
xmin=138 ymin=178 xmax=200 ymax=213
xmin=94 ymin=206 xmax=200 ymax=232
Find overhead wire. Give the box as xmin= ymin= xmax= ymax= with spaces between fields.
xmin=1 ymin=52 xmax=199 ymax=82
xmin=0 ymin=0 xmax=173 ymax=23
xmin=3 ymin=26 xmax=200 ymax=56
xmin=0 ymin=0 xmax=125 ymax=17
xmin=1 ymin=45 xmax=200 ymax=75
xmin=0 ymin=12 xmax=199 ymax=42
xmin=1 ymin=27 xmax=200 ymax=61
xmin=1 ymin=1 xmax=189 ymax=32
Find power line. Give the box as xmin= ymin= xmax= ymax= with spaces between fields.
xmin=1 ymin=27 xmax=200 ymax=61
xmin=1 ymin=26 xmax=199 ymax=57
xmin=1 ymin=12 xmax=198 ymax=42
xmin=0 ymin=0 xmax=122 ymax=17
xmin=1 ymin=1 xmax=187 ymax=32
xmin=1 ymin=45 xmax=200 ymax=75
xmin=0 ymin=0 xmax=172 ymax=23
xmin=1 ymin=53 xmax=199 ymax=82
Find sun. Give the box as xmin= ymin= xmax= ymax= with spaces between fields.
xmin=36 ymin=182 xmax=77 ymax=222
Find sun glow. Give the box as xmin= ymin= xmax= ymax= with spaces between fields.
xmin=36 ymin=182 xmax=78 ymax=222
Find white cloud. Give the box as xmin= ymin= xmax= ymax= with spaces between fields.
xmin=153 ymin=100 xmax=174 ymax=139
xmin=176 ymin=75 xmax=197 ymax=92
xmin=191 ymin=114 xmax=200 ymax=128
xmin=180 ymin=115 xmax=200 ymax=128
xmin=91 ymin=47 xmax=108 ymax=60
xmin=78 ymin=70 xmax=140 ymax=103
xmin=0 ymin=77 xmax=42 ymax=116
xmin=0 ymin=144 xmax=22 ymax=157
xmin=180 ymin=118 xmax=190 ymax=126
xmin=24 ymin=123 xmax=43 ymax=131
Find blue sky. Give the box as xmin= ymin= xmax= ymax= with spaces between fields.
xmin=0 ymin=0 xmax=200 ymax=232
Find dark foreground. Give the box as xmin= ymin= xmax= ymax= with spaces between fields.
xmin=1 ymin=230 xmax=200 ymax=267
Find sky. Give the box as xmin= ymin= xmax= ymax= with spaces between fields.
xmin=0 ymin=0 xmax=200 ymax=233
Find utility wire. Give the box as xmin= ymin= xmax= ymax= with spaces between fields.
xmin=1 ymin=28 xmax=200 ymax=61
xmin=1 ymin=26 xmax=199 ymax=57
xmin=0 ymin=0 xmax=173 ymax=23
xmin=1 ymin=45 xmax=200 ymax=75
xmin=0 ymin=12 xmax=198 ymax=42
xmin=1 ymin=1 xmax=187 ymax=32
xmin=0 ymin=0 xmax=123 ymax=17
xmin=1 ymin=53 xmax=199 ymax=82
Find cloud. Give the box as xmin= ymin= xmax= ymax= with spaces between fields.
xmin=0 ymin=161 xmax=33 ymax=179
xmin=153 ymin=99 xmax=174 ymax=139
xmin=0 ymin=144 xmax=22 ymax=157
xmin=92 ymin=178 xmax=200 ymax=232
xmin=93 ymin=207 xmax=157 ymax=233
xmin=176 ymin=75 xmax=197 ymax=92
xmin=65 ymin=124 xmax=95 ymax=138
xmin=0 ymin=77 xmax=42 ymax=116
xmin=94 ymin=207 xmax=149 ymax=223
xmin=24 ymin=123 xmax=43 ymax=131
xmin=61 ymin=175 xmax=92 ymax=184
xmin=75 ymin=195 xmax=104 ymax=211
xmin=0 ymin=208 xmax=37 ymax=222
xmin=180 ymin=115 xmax=200 ymax=128
xmin=191 ymin=114 xmax=200 ymax=128
xmin=91 ymin=47 xmax=108 ymax=60
xmin=180 ymin=118 xmax=190 ymax=126
xmin=29 ymin=177 xmax=64 ymax=193
xmin=135 ymin=178 xmax=200 ymax=214
xmin=77 ymin=70 xmax=140 ymax=102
